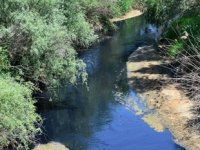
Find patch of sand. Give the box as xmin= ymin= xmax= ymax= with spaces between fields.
xmin=142 ymin=114 xmax=165 ymax=132
xmin=127 ymin=46 xmax=200 ymax=150
xmin=110 ymin=9 xmax=142 ymax=22
xmin=33 ymin=142 xmax=69 ymax=150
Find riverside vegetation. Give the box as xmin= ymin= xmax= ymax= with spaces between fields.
xmin=139 ymin=0 xmax=200 ymax=146
xmin=0 ymin=0 xmax=137 ymax=149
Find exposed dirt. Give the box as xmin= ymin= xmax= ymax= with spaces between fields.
xmin=127 ymin=46 xmax=200 ymax=150
xmin=110 ymin=9 xmax=142 ymax=22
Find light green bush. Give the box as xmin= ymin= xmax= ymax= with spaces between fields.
xmin=168 ymin=41 xmax=184 ymax=57
xmin=0 ymin=0 xmax=91 ymax=89
xmin=0 ymin=75 xmax=41 ymax=149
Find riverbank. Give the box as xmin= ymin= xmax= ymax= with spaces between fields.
xmin=127 ymin=46 xmax=200 ymax=150
xmin=110 ymin=9 xmax=142 ymax=22
xmin=34 ymin=142 xmax=69 ymax=150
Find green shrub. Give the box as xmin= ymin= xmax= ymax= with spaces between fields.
xmin=117 ymin=0 xmax=135 ymax=14
xmin=168 ymin=41 xmax=184 ymax=57
xmin=166 ymin=11 xmax=200 ymax=39
xmin=62 ymin=0 xmax=97 ymax=47
xmin=0 ymin=0 xmax=91 ymax=90
xmin=0 ymin=47 xmax=10 ymax=73
xmin=165 ymin=11 xmax=200 ymax=57
xmin=140 ymin=0 xmax=197 ymax=25
xmin=0 ymin=0 xmax=137 ymax=92
xmin=0 ymin=75 xmax=41 ymax=149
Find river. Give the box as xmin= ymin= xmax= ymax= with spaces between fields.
xmin=38 ymin=15 xmax=185 ymax=150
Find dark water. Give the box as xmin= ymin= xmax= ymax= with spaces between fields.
xmin=39 ymin=15 xmax=184 ymax=150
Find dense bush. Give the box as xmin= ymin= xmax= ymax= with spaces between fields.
xmin=0 ymin=75 xmax=41 ymax=149
xmin=0 ymin=0 xmax=93 ymax=90
xmin=139 ymin=0 xmax=200 ymax=57
xmin=166 ymin=11 xmax=200 ymax=38
xmin=80 ymin=0 xmax=136 ymax=18
xmin=0 ymin=0 xmax=137 ymax=90
xmin=162 ymin=11 xmax=200 ymax=57
xmin=140 ymin=0 xmax=199 ymax=25
xmin=117 ymin=0 xmax=136 ymax=14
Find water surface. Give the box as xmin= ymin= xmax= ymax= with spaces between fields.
xmin=39 ymin=15 xmax=184 ymax=150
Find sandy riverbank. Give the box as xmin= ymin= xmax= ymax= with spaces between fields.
xmin=127 ymin=46 xmax=200 ymax=150
xmin=110 ymin=9 xmax=142 ymax=22
xmin=33 ymin=142 xmax=69 ymax=150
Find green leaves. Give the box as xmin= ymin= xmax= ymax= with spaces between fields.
xmin=168 ymin=41 xmax=184 ymax=57
xmin=0 ymin=75 xmax=41 ymax=149
xmin=141 ymin=0 xmax=193 ymax=25
xmin=0 ymin=47 xmax=10 ymax=73
xmin=117 ymin=0 xmax=135 ymax=14
xmin=0 ymin=0 xmax=92 ymax=91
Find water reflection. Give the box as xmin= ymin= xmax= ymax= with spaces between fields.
xmin=39 ymin=15 xmax=184 ymax=150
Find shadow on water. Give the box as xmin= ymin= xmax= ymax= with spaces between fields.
xmin=38 ymin=15 xmax=185 ymax=150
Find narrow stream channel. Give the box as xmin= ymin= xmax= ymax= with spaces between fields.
xmin=39 ymin=15 xmax=184 ymax=150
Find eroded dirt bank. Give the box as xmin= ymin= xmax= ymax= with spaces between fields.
xmin=127 ymin=46 xmax=200 ymax=150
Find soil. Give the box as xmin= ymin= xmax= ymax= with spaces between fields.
xmin=110 ymin=10 xmax=142 ymax=22
xmin=127 ymin=46 xmax=200 ymax=150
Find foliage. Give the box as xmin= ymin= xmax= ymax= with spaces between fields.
xmin=166 ymin=11 xmax=200 ymax=39
xmin=140 ymin=0 xmax=199 ymax=25
xmin=0 ymin=47 xmax=10 ymax=73
xmin=0 ymin=0 xmax=137 ymax=91
xmin=62 ymin=0 xmax=97 ymax=47
xmin=0 ymin=75 xmax=41 ymax=149
xmin=139 ymin=0 xmax=200 ymax=133
xmin=0 ymin=0 xmax=92 ymax=90
xmin=117 ymin=0 xmax=136 ymax=14
xmin=164 ymin=11 xmax=200 ymax=56
xmin=80 ymin=0 xmax=136 ymax=17
xmin=168 ymin=41 xmax=184 ymax=57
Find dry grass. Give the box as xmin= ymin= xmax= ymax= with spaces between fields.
xmin=161 ymin=36 xmax=200 ymax=132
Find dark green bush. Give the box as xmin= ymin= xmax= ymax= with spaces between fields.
xmin=117 ymin=0 xmax=135 ymax=14
xmin=140 ymin=0 xmax=198 ymax=25
xmin=166 ymin=11 xmax=200 ymax=39
xmin=164 ymin=11 xmax=200 ymax=56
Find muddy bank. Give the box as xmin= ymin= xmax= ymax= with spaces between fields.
xmin=127 ymin=46 xmax=200 ymax=150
